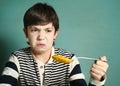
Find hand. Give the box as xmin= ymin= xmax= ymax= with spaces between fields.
xmin=90 ymin=56 xmax=109 ymax=81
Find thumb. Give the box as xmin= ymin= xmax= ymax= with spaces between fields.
xmin=99 ymin=56 xmax=107 ymax=62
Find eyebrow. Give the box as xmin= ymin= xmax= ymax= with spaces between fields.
xmin=29 ymin=25 xmax=54 ymax=30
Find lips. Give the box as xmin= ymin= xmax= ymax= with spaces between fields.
xmin=36 ymin=43 xmax=45 ymax=47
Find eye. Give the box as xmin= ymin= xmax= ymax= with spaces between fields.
xmin=45 ymin=28 xmax=52 ymax=32
xmin=31 ymin=28 xmax=39 ymax=32
xmin=47 ymin=29 xmax=52 ymax=32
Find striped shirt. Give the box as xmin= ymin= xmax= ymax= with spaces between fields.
xmin=0 ymin=47 xmax=105 ymax=86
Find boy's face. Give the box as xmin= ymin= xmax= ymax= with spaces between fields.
xmin=24 ymin=22 xmax=59 ymax=54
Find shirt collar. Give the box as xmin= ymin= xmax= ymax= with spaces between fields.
xmin=32 ymin=47 xmax=55 ymax=65
xmin=47 ymin=47 xmax=54 ymax=64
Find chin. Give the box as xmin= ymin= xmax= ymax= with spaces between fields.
xmin=31 ymin=47 xmax=45 ymax=53
xmin=36 ymin=48 xmax=46 ymax=53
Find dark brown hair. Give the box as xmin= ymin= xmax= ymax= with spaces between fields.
xmin=23 ymin=2 xmax=59 ymax=31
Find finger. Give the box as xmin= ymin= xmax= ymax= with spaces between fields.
xmin=92 ymin=62 xmax=108 ymax=74
xmin=95 ymin=60 xmax=109 ymax=72
xmin=91 ymin=66 xmax=105 ymax=76
xmin=99 ymin=56 xmax=107 ymax=62
xmin=90 ymin=70 xmax=103 ymax=81
xmin=90 ymin=65 xmax=106 ymax=81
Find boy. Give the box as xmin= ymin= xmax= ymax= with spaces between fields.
xmin=0 ymin=2 xmax=108 ymax=86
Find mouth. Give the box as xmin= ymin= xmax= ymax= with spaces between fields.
xmin=36 ymin=43 xmax=45 ymax=47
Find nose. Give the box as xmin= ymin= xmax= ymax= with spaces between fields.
xmin=37 ymin=31 xmax=45 ymax=40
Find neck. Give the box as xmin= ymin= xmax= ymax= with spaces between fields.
xmin=32 ymin=48 xmax=52 ymax=64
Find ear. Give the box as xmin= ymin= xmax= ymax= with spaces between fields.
xmin=23 ymin=28 xmax=28 ymax=38
xmin=54 ymin=30 xmax=59 ymax=39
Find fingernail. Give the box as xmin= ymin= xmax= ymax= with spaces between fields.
xmin=94 ymin=60 xmax=97 ymax=63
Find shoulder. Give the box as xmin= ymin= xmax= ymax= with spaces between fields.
xmin=11 ymin=47 xmax=31 ymax=58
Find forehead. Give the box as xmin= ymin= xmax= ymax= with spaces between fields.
xmin=28 ymin=22 xmax=54 ymax=29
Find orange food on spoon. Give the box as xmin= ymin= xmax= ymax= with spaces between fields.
xmin=52 ymin=55 xmax=72 ymax=64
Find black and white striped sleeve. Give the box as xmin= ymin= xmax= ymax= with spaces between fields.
xmin=0 ymin=54 xmax=20 ymax=86
xmin=69 ymin=56 xmax=106 ymax=86
xmin=69 ymin=56 xmax=87 ymax=86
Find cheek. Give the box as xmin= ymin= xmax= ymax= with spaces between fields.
xmin=47 ymin=36 xmax=54 ymax=41
xmin=47 ymin=35 xmax=55 ymax=43
xmin=52 ymin=33 xmax=57 ymax=40
xmin=28 ymin=35 xmax=36 ymax=44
